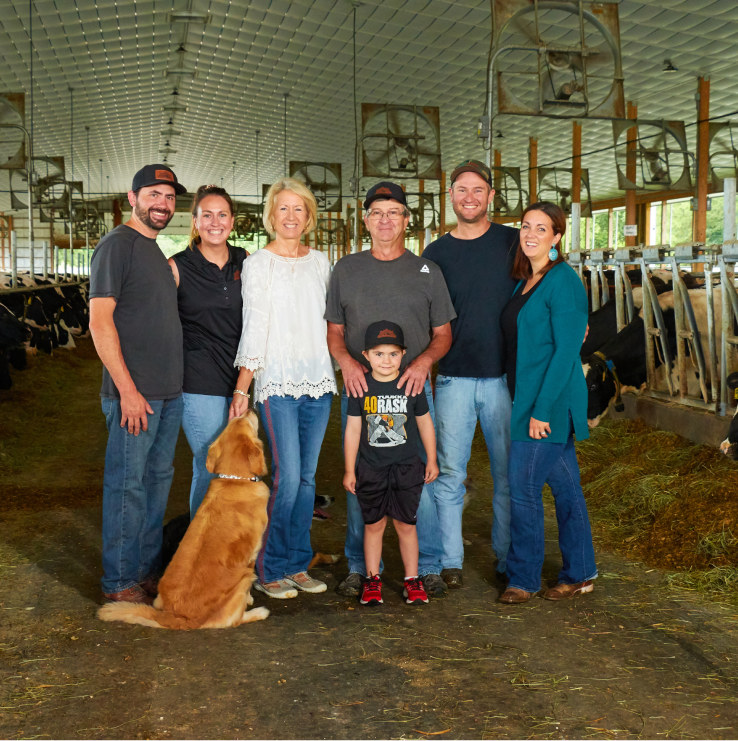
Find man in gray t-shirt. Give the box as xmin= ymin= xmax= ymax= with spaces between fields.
xmin=89 ymin=163 xmax=186 ymax=606
xmin=325 ymin=180 xmax=456 ymax=598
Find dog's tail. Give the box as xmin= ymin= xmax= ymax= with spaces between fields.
xmin=308 ymin=552 xmax=342 ymax=569
xmin=97 ymin=602 xmax=195 ymax=630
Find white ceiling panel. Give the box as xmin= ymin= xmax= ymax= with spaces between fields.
xmin=0 ymin=0 xmax=737 ymax=214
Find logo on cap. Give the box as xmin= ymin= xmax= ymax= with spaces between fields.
xmin=378 ymin=328 xmax=397 ymax=339
xmin=376 ymin=187 xmax=392 ymax=195
xmin=155 ymin=169 xmax=174 ymax=182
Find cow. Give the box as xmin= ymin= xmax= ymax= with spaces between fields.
xmin=0 ymin=305 xmax=31 ymax=390
xmin=720 ymin=373 xmax=738 ymax=459
xmin=583 ymin=287 xmax=722 ymax=427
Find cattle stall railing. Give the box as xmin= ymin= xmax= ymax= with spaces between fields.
xmin=1 ymin=230 xmax=91 ymax=290
xmin=567 ymin=243 xmax=738 ymax=417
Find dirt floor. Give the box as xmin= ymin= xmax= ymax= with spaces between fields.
xmin=3 ymin=340 xmax=738 ymax=740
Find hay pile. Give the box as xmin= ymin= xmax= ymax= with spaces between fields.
xmin=577 ymin=418 xmax=738 ymax=601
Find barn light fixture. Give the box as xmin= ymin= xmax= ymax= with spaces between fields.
xmin=495 ymin=130 xmax=504 ymax=139
xmin=168 ymin=11 xmax=211 ymax=23
xmin=176 ymin=44 xmax=187 ymax=53
xmin=663 ymin=59 xmax=678 ymax=73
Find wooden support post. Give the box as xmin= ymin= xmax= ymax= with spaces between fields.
xmin=585 ymin=217 xmax=591 ymax=249
xmin=439 ymin=171 xmax=446 ymax=235
xmin=113 ymin=198 xmax=122 ymax=227
xmin=529 ymin=137 xmax=538 ymax=205
xmin=418 ymin=179 xmax=425 ymax=252
xmin=607 ymin=208 xmax=614 ymax=249
xmin=493 ymin=149 xmax=502 ymax=223
xmin=625 ymin=101 xmax=638 ymax=246
xmin=695 ymin=76 xmax=711 ymax=244
xmin=571 ymin=121 xmax=582 ymax=251
xmin=644 ymin=202 xmax=652 ymax=244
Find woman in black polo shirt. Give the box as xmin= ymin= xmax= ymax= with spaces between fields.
xmin=168 ymin=185 xmax=248 ymax=517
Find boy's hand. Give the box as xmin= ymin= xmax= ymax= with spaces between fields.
xmin=343 ymin=472 xmax=357 ymax=494
xmin=424 ymin=460 xmax=439 ymax=484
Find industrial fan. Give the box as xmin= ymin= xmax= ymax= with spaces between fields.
xmin=404 ymin=193 xmax=438 ymax=233
xmin=708 ymin=122 xmax=738 ymax=190
xmin=0 ymin=93 xmax=26 ymax=169
xmin=491 ymin=1 xmax=624 ymax=119
xmin=234 ymin=203 xmax=265 ymax=240
xmin=316 ymin=217 xmax=346 ymax=245
xmin=9 ymin=157 xmax=72 ymax=217
xmin=612 ymin=120 xmax=691 ymax=191
xmin=289 ymin=162 xmax=342 ymax=212
xmin=361 ymin=104 xmax=442 ymax=180
xmin=490 ymin=166 xmax=524 ymax=217
xmin=538 ymin=168 xmax=592 ymax=216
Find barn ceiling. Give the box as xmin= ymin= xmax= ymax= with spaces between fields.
xmin=1 ymin=0 xmax=737 ymax=212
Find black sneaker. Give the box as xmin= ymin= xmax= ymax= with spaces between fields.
xmin=337 ymin=572 xmax=364 ymax=597
xmin=360 ymin=575 xmax=383 ymax=605
xmin=441 ymin=568 xmax=463 ymax=589
xmin=315 ymin=494 xmax=335 ymax=509
xmin=421 ymin=573 xmax=448 ymax=597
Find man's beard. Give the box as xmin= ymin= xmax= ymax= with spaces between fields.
xmin=134 ymin=202 xmax=174 ymax=231
xmin=453 ymin=203 xmax=488 ymax=225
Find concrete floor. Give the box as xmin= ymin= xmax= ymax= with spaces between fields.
xmin=2 ymin=339 xmax=738 ymax=740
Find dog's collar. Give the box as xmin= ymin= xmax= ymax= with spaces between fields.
xmin=217 ymin=473 xmax=261 ymax=482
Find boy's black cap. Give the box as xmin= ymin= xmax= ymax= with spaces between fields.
xmin=364 ymin=320 xmax=406 ymax=351
xmin=363 ymin=181 xmax=407 ymax=210
xmin=131 ymin=164 xmax=187 ymax=195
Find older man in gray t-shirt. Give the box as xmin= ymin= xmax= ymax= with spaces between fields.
xmin=325 ymin=180 xmax=456 ymax=598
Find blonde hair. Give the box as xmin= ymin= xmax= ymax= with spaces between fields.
xmin=262 ymin=178 xmax=317 ymax=235
xmin=188 ymin=185 xmax=235 ymax=247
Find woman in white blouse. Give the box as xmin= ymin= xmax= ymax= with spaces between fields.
xmin=229 ymin=179 xmax=337 ymax=599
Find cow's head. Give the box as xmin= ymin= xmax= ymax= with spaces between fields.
xmin=583 ymin=353 xmax=623 ymax=428
xmin=720 ymin=372 xmax=738 ymax=460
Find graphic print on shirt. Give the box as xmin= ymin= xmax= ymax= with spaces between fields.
xmin=364 ymin=395 xmax=408 ymax=447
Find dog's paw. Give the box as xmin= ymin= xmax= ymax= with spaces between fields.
xmin=246 ymin=592 xmax=254 ymax=606
xmin=242 ymin=606 xmax=269 ymax=623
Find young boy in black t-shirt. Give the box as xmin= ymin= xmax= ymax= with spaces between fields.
xmin=343 ymin=321 xmax=439 ymax=606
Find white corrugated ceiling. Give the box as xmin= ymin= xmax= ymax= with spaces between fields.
xmin=0 ymin=0 xmax=737 ymax=211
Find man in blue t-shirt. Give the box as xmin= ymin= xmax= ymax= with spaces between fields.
xmin=422 ymin=159 xmax=519 ymax=589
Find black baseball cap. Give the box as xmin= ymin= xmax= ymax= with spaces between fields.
xmin=131 ymin=164 xmax=187 ymax=195
xmin=363 ymin=181 xmax=407 ymax=210
xmin=364 ymin=320 xmax=406 ymax=351
xmin=450 ymin=159 xmax=492 ymax=186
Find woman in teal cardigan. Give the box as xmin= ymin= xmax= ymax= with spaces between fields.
xmin=498 ymin=202 xmax=597 ymax=605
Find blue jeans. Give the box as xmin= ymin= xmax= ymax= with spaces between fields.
xmin=433 ymin=375 xmax=512 ymax=572
xmin=181 ymin=392 xmax=232 ymax=518
xmin=507 ymin=434 xmax=598 ymax=593
xmin=341 ymin=380 xmax=443 ymax=577
xmin=100 ymin=395 xmax=183 ymax=594
xmin=256 ymin=393 xmax=333 ymax=583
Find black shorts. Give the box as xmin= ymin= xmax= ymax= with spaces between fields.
xmin=355 ymin=457 xmax=425 ymax=526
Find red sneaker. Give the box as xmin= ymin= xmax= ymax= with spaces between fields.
xmin=359 ymin=575 xmax=383 ymax=605
xmin=403 ymin=577 xmax=429 ymax=605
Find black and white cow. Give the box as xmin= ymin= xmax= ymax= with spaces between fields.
xmin=583 ymin=287 xmax=721 ymax=426
xmin=720 ymin=373 xmax=738 ymax=459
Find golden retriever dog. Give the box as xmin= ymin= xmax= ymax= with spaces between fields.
xmin=98 ymin=410 xmax=270 ymax=629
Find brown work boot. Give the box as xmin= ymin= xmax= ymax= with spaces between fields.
xmin=441 ymin=568 xmax=463 ymax=589
xmin=498 ymin=587 xmax=535 ymax=604
xmin=102 ymin=585 xmax=154 ymax=606
xmin=543 ymin=580 xmax=594 ymax=601
xmin=138 ymin=575 xmax=160 ymax=598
